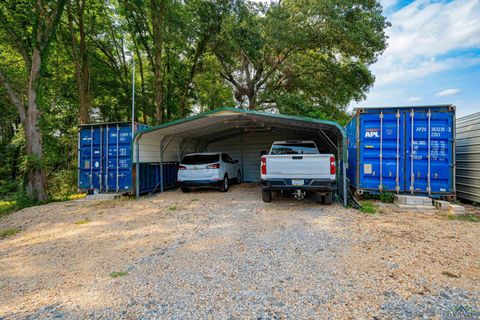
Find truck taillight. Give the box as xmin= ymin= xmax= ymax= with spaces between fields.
xmin=179 ymin=165 xmax=187 ymax=170
xmin=330 ymin=156 xmax=336 ymax=175
xmin=261 ymin=156 xmax=267 ymax=174
xmin=206 ymin=163 xmax=220 ymax=169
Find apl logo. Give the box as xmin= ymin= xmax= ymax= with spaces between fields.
xmin=365 ymin=129 xmax=379 ymax=138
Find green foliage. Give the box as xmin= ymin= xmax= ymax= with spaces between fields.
xmin=0 ymin=0 xmax=389 ymax=206
xmin=0 ymin=227 xmax=20 ymax=239
xmin=380 ymin=192 xmax=395 ymax=203
xmin=167 ymin=204 xmax=178 ymax=211
xmin=0 ymin=191 xmax=41 ymax=217
xmin=110 ymin=271 xmax=128 ymax=278
xmin=75 ymin=218 xmax=90 ymax=225
xmin=447 ymin=214 xmax=480 ymax=223
xmin=360 ymin=201 xmax=377 ymax=214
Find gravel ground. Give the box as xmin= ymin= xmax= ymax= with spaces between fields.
xmin=0 ymin=184 xmax=479 ymax=319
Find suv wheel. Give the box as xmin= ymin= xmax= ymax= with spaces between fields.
xmin=219 ymin=175 xmax=229 ymax=192
xmin=237 ymin=170 xmax=242 ymax=184
xmin=181 ymin=187 xmax=191 ymax=193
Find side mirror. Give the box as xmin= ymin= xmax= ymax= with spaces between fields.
xmin=234 ymin=160 xmax=239 ymax=164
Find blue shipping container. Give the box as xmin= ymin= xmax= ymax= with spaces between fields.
xmin=346 ymin=105 xmax=456 ymax=198
xmin=78 ymin=122 xmax=177 ymax=194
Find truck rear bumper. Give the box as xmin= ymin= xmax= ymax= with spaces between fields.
xmin=261 ymin=179 xmax=336 ymax=192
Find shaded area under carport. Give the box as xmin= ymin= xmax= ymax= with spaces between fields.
xmin=132 ymin=108 xmax=348 ymax=206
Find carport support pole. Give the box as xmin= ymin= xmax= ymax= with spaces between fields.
xmin=342 ymin=137 xmax=347 ymax=207
xmin=136 ymin=139 xmax=140 ymax=199
xmin=160 ymin=141 xmax=164 ymax=193
xmin=343 ymin=161 xmax=347 ymax=207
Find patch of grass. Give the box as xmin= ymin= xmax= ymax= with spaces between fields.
xmin=66 ymin=193 xmax=86 ymax=201
xmin=447 ymin=214 xmax=480 ymax=223
xmin=75 ymin=218 xmax=90 ymax=225
xmin=0 ymin=227 xmax=20 ymax=239
xmin=442 ymin=271 xmax=460 ymax=278
xmin=0 ymin=200 xmax=17 ymax=216
xmin=167 ymin=204 xmax=178 ymax=211
xmin=0 ymin=192 xmax=86 ymax=218
xmin=360 ymin=201 xmax=377 ymax=214
xmin=110 ymin=271 xmax=128 ymax=278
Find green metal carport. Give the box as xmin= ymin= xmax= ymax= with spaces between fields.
xmin=132 ymin=108 xmax=349 ymax=206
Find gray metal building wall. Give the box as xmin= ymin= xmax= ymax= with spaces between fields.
xmin=456 ymin=112 xmax=480 ymax=202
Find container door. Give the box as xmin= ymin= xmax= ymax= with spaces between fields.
xmin=79 ymin=126 xmax=102 ymax=190
xmin=359 ymin=110 xmax=404 ymax=192
xmin=105 ymin=125 xmax=133 ymax=192
xmin=406 ymin=109 xmax=453 ymax=194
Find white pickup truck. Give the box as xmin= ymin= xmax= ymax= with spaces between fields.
xmin=260 ymin=140 xmax=336 ymax=204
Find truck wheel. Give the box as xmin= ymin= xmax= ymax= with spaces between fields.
xmin=323 ymin=192 xmax=333 ymax=205
xmin=262 ymin=190 xmax=272 ymax=203
xmin=219 ymin=175 xmax=229 ymax=192
xmin=181 ymin=187 xmax=191 ymax=193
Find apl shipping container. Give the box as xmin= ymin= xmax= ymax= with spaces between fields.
xmin=456 ymin=112 xmax=480 ymax=203
xmin=346 ymin=105 xmax=456 ymax=198
xmin=78 ymin=122 xmax=178 ymax=194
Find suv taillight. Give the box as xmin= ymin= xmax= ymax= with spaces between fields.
xmin=330 ymin=156 xmax=336 ymax=175
xmin=206 ymin=163 xmax=220 ymax=169
xmin=179 ymin=165 xmax=187 ymax=170
xmin=261 ymin=156 xmax=267 ymax=174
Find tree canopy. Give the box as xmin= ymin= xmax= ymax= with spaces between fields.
xmin=0 ymin=0 xmax=388 ymax=201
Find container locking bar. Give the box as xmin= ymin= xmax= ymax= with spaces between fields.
xmin=106 ymin=125 xmax=109 ymax=192
xmin=410 ymin=109 xmax=415 ymax=194
xmin=395 ymin=110 xmax=400 ymax=193
xmin=116 ymin=124 xmax=120 ymax=193
xmin=90 ymin=126 xmax=94 ymax=189
xmin=427 ymin=109 xmax=431 ymax=194
xmin=379 ymin=112 xmax=383 ymax=191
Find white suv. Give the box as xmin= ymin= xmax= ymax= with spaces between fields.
xmin=178 ymin=153 xmax=241 ymax=192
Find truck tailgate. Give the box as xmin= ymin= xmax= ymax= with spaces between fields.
xmin=266 ymin=154 xmax=333 ymax=178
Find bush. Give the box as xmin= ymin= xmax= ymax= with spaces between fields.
xmin=48 ymin=169 xmax=78 ymax=200
xmin=380 ymin=192 xmax=395 ymax=203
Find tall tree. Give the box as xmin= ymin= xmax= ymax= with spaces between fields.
xmin=213 ymin=0 xmax=388 ymax=112
xmin=150 ymin=0 xmax=166 ymax=124
xmin=66 ymin=0 xmax=91 ymax=124
xmin=0 ymin=0 xmax=66 ymax=201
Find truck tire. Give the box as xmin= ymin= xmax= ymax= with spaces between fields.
xmin=262 ymin=190 xmax=272 ymax=203
xmin=181 ymin=187 xmax=191 ymax=193
xmin=323 ymin=192 xmax=333 ymax=205
xmin=219 ymin=175 xmax=229 ymax=192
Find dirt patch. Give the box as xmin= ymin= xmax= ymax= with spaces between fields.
xmin=0 ymin=184 xmax=479 ymax=318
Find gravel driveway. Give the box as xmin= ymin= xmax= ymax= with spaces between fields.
xmin=1 ymin=184 xmax=479 ymax=319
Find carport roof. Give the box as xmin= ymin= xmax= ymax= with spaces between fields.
xmin=134 ymin=107 xmax=346 ymax=146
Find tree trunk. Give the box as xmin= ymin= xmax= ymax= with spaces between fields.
xmin=25 ymin=48 xmax=48 ymax=201
xmin=179 ymin=38 xmax=207 ymax=118
xmin=150 ymin=0 xmax=165 ymax=124
xmin=133 ymin=40 xmax=146 ymax=123
xmin=67 ymin=0 xmax=91 ymax=124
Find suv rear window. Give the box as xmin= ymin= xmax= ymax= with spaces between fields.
xmin=270 ymin=143 xmax=318 ymax=155
xmin=182 ymin=154 xmax=219 ymax=164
